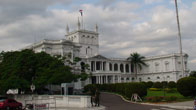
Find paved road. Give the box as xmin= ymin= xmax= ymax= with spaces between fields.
xmin=100 ymin=93 xmax=191 ymax=110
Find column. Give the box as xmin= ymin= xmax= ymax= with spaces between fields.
xmin=130 ymin=64 xmax=132 ymax=74
xmin=102 ymin=61 xmax=104 ymax=71
xmin=113 ymin=75 xmax=115 ymax=83
xmin=118 ymin=75 xmax=121 ymax=83
xmin=95 ymin=61 xmax=97 ymax=71
xmin=100 ymin=75 xmax=102 ymax=84
xmin=124 ymin=64 xmax=126 ymax=74
xmin=96 ymin=76 xmax=98 ymax=84
xmin=106 ymin=75 xmax=108 ymax=84
xmin=100 ymin=61 xmax=102 ymax=71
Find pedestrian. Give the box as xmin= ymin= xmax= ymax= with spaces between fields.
xmin=88 ymin=89 xmax=95 ymax=107
xmin=95 ymin=88 xmax=100 ymax=107
xmin=194 ymin=98 xmax=196 ymax=110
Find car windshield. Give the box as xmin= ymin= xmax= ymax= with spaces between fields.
xmin=0 ymin=99 xmax=6 ymax=102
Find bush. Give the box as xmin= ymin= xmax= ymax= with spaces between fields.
xmin=149 ymin=88 xmax=161 ymax=91
xmin=164 ymin=96 xmax=177 ymax=102
xmin=161 ymin=81 xmax=168 ymax=87
xmin=153 ymin=82 xmax=163 ymax=88
xmin=83 ymin=84 xmax=97 ymax=94
xmin=84 ymin=82 xmax=148 ymax=99
xmin=146 ymin=81 xmax=153 ymax=88
xmin=168 ymin=81 xmax=176 ymax=88
xmin=177 ymin=77 xmax=196 ymax=97
xmin=146 ymin=96 xmax=177 ymax=102
xmin=146 ymin=96 xmax=164 ymax=102
xmin=165 ymin=88 xmax=177 ymax=93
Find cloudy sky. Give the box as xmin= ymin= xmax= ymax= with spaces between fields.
xmin=0 ymin=0 xmax=196 ymax=70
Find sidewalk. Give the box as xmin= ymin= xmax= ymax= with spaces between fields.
xmin=48 ymin=106 xmax=105 ymax=110
xmin=141 ymin=100 xmax=194 ymax=109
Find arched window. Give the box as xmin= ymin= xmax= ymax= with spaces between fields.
xmin=148 ymin=77 xmax=150 ymax=80
xmin=109 ymin=63 xmax=112 ymax=71
xmin=157 ymin=76 xmax=160 ymax=79
xmin=114 ymin=63 xmax=118 ymax=71
xmin=131 ymin=64 xmax=134 ymax=72
xmin=126 ymin=64 xmax=129 ymax=73
xmin=120 ymin=64 xmax=124 ymax=72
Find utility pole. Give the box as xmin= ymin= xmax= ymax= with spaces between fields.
xmin=175 ymin=0 xmax=185 ymax=77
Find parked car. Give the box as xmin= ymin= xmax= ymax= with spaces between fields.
xmin=0 ymin=98 xmax=22 ymax=110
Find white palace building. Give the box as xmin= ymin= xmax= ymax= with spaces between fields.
xmin=24 ymin=20 xmax=189 ymax=86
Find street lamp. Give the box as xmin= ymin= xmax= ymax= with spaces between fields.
xmin=30 ymin=83 xmax=35 ymax=94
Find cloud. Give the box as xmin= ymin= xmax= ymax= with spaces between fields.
xmin=144 ymin=0 xmax=163 ymax=4
xmin=0 ymin=0 xmax=196 ymax=70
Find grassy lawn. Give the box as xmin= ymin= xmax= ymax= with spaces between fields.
xmin=146 ymin=89 xmax=192 ymax=101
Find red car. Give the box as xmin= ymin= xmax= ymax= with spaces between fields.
xmin=0 ymin=98 xmax=22 ymax=110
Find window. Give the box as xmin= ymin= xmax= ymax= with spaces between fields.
xmin=167 ymin=76 xmax=170 ymax=78
xmin=114 ymin=63 xmax=118 ymax=71
xmin=148 ymin=77 xmax=150 ymax=80
xmin=131 ymin=64 xmax=134 ymax=72
xmin=96 ymin=62 xmax=101 ymax=70
xmin=120 ymin=64 xmax=124 ymax=73
xmin=126 ymin=64 xmax=129 ymax=73
xmin=126 ymin=77 xmax=129 ymax=80
xmin=155 ymin=63 xmax=159 ymax=72
xmin=165 ymin=61 xmax=169 ymax=71
xmin=157 ymin=76 xmax=160 ymax=79
xmin=109 ymin=63 xmax=112 ymax=71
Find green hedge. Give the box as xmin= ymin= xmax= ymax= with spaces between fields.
xmin=153 ymin=82 xmax=163 ymax=88
xmin=146 ymin=96 xmax=177 ymax=102
xmin=168 ymin=81 xmax=176 ymax=88
xmin=84 ymin=82 xmax=147 ymax=99
xmin=177 ymin=77 xmax=196 ymax=97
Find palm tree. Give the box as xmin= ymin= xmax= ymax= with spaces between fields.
xmin=127 ymin=52 xmax=147 ymax=80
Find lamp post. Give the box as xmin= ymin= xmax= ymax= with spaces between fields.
xmin=30 ymin=83 xmax=35 ymax=94
xmin=163 ymin=76 xmax=166 ymax=98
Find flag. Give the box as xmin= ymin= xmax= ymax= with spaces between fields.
xmin=79 ymin=9 xmax=83 ymax=16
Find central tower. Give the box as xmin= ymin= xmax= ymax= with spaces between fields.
xmin=65 ymin=19 xmax=99 ymax=58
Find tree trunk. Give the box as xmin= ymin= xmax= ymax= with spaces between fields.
xmin=134 ymin=64 xmax=137 ymax=81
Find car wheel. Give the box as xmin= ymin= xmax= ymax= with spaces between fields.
xmin=18 ymin=105 xmax=22 ymax=110
xmin=6 ymin=106 xmax=10 ymax=110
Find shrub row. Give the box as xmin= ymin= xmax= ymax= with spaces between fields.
xmin=84 ymin=82 xmax=147 ymax=99
xmin=146 ymin=96 xmax=177 ymax=102
xmin=142 ymin=81 xmax=177 ymax=89
xmin=149 ymin=88 xmax=177 ymax=93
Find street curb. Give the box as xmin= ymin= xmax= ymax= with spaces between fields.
xmin=102 ymin=92 xmax=193 ymax=110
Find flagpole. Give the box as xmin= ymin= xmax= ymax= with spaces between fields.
xmin=82 ymin=13 xmax=84 ymax=30
xmin=175 ymin=0 xmax=185 ymax=77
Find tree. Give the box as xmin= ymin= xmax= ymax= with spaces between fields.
xmin=177 ymin=77 xmax=196 ymax=97
xmin=190 ymin=71 xmax=196 ymax=77
xmin=0 ymin=49 xmax=78 ymax=94
xmin=127 ymin=52 xmax=147 ymax=79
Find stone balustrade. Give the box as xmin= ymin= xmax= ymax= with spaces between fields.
xmin=11 ymin=95 xmax=91 ymax=108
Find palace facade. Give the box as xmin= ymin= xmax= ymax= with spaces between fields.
xmin=24 ymin=20 xmax=189 ymax=88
